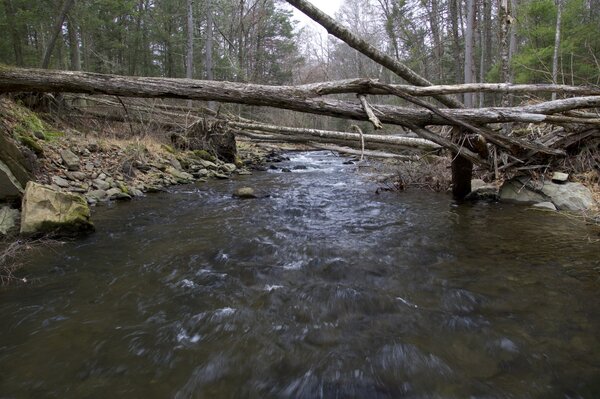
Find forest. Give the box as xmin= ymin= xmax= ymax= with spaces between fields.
xmin=1 ymin=0 xmax=599 ymax=128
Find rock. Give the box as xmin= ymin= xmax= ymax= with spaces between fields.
xmin=500 ymin=176 xmax=595 ymax=211
xmin=20 ymin=182 xmax=94 ymax=236
xmin=342 ymin=160 xmax=355 ymax=165
xmin=540 ymin=182 xmax=594 ymax=211
xmin=106 ymin=188 xmax=132 ymax=201
xmin=269 ymin=165 xmax=279 ymax=170
xmin=499 ymin=177 xmax=546 ymax=204
xmin=193 ymin=169 xmax=210 ymax=178
xmin=471 ymin=179 xmax=487 ymax=191
xmin=233 ymin=187 xmax=257 ymax=199
xmin=86 ymin=189 xmax=108 ymax=202
xmin=293 ymin=165 xmax=308 ymax=170
xmin=220 ymin=163 xmax=237 ymax=173
xmin=87 ymin=141 xmax=100 ymax=152
xmin=166 ymin=155 xmax=183 ymax=171
xmin=65 ymin=171 xmax=87 ymax=181
xmin=0 ymin=160 xmax=25 ymax=199
xmin=198 ymin=159 xmax=218 ymax=170
xmin=533 ymin=202 xmax=557 ymax=211
xmin=85 ymin=163 xmax=94 ymax=172
xmin=51 ymin=176 xmax=70 ymax=188
xmin=213 ymin=172 xmax=230 ymax=179
xmin=237 ymin=170 xmax=253 ymax=176
xmin=129 ymin=188 xmax=144 ymax=197
xmin=166 ymin=166 xmax=194 ymax=183
xmin=281 ymin=168 xmax=292 ymax=173
xmin=551 ymin=172 xmax=569 ymax=184
xmin=60 ymin=149 xmax=80 ymax=171
xmin=0 ymin=133 xmax=34 ymax=198
xmin=465 ymin=185 xmax=498 ymax=201
xmin=0 ymin=206 xmax=19 ymax=235
xmin=93 ymin=178 xmax=111 ymax=191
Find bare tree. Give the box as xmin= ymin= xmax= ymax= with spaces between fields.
xmin=552 ymin=0 xmax=563 ymax=100
xmin=41 ymin=0 xmax=76 ymax=69
xmin=464 ymin=0 xmax=476 ymax=107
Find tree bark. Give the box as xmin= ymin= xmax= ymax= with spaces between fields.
xmin=41 ymin=0 xmax=76 ymax=69
xmin=464 ymin=0 xmax=476 ymax=107
xmin=552 ymin=0 xmax=563 ymax=101
xmin=66 ymin=16 xmax=81 ymax=71
xmin=1 ymin=68 xmax=598 ymax=127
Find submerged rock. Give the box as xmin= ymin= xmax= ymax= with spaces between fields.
xmin=465 ymin=179 xmax=498 ymax=201
xmin=233 ymin=187 xmax=258 ymax=199
xmin=20 ymin=182 xmax=94 ymax=236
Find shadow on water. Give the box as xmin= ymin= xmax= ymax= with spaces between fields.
xmin=1 ymin=151 xmax=599 ymax=398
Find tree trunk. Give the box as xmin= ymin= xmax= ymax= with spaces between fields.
xmin=66 ymin=16 xmax=81 ymax=71
xmin=186 ymin=0 xmax=194 ymax=107
xmin=41 ymin=0 xmax=76 ymax=69
xmin=552 ymin=0 xmax=563 ymax=101
xmin=205 ymin=0 xmax=215 ymax=110
xmin=449 ymin=0 xmax=462 ymax=85
xmin=464 ymin=0 xmax=476 ymax=108
xmin=3 ymin=0 xmax=24 ymax=66
xmin=1 ymin=68 xmax=597 ymax=124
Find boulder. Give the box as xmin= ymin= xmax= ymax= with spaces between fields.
xmin=60 ymin=149 xmax=80 ymax=171
xmin=0 ymin=206 xmax=19 ymax=235
xmin=233 ymin=187 xmax=258 ymax=199
xmin=0 ymin=160 xmax=25 ymax=199
xmin=540 ymin=181 xmax=594 ymax=211
xmin=500 ymin=176 xmax=595 ymax=211
xmin=93 ymin=178 xmax=111 ymax=191
xmin=20 ymin=182 xmax=94 ymax=236
xmin=198 ymin=159 xmax=218 ymax=170
xmin=499 ymin=178 xmax=546 ymax=204
xmin=0 ymin=133 xmax=33 ymax=198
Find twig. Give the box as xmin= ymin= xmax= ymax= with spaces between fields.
xmin=357 ymin=95 xmax=383 ymax=129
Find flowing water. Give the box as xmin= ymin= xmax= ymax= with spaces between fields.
xmin=1 ymin=152 xmax=599 ymax=398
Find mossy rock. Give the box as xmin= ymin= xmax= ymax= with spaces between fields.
xmin=192 ymin=150 xmax=217 ymax=162
xmin=17 ymin=135 xmax=44 ymax=156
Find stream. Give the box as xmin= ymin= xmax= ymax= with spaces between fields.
xmin=1 ymin=151 xmax=599 ymax=398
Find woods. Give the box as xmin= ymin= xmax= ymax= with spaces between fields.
xmin=0 ymin=0 xmax=599 ymax=198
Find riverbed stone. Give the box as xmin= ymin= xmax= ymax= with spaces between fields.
xmin=93 ymin=178 xmax=111 ymax=191
xmin=233 ymin=187 xmax=257 ymax=199
xmin=65 ymin=171 xmax=87 ymax=181
xmin=533 ymin=202 xmax=557 ymax=211
xmin=213 ymin=172 xmax=230 ymax=179
xmin=166 ymin=166 xmax=194 ymax=183
xmin=106 ymin=187 xmax=132 ymax=201
xmin=60 ymin=149 xmax=80 ymax=171
xmin=220 ymin=163 xmax=237 ymax=173
xmin=0 ymin=206 xmax=19 ymax=235
xmin=20 ymin=182 xmax=94 ymax=236
xmin=51 ymin=176 xmax=70 ymax=188
xmin=198 ymin=159 xmax=218 ymax=170
xmin=193 ymin=168 xmax=210 ymax=178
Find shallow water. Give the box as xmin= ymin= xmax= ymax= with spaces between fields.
xmin=1 ymin=151 xmax=599 ymax=398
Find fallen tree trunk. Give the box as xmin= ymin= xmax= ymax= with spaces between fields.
xmin=229 ymin=122 xmax=441 ymax=151
xmin=1 ymin=68 xmax=598 ymax=128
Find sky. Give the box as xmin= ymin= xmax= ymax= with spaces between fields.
xmin=290 ymin=0 xmax=343 ymax=30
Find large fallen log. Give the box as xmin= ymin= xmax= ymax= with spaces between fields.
xmin=1 ymin=67 xmax=598 ymax=128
